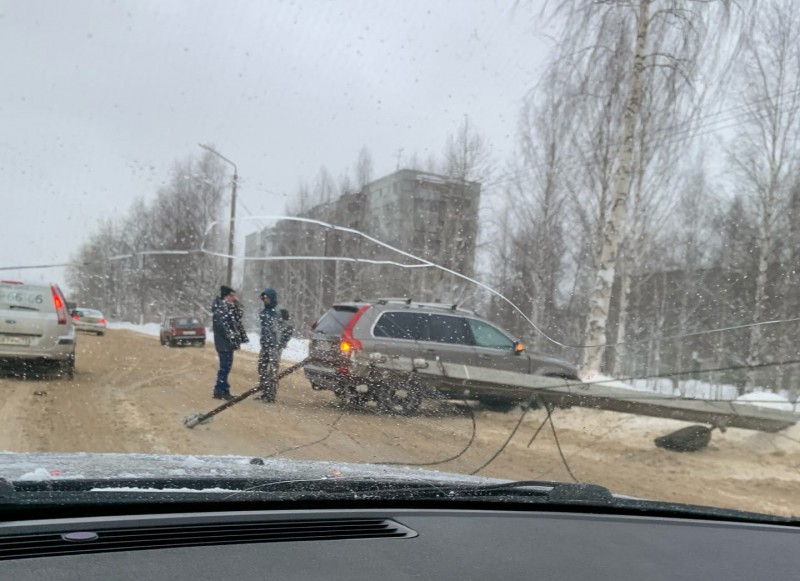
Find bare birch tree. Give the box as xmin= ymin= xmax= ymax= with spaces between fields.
xmin=542 ymin=0 xmax=745 ymax=376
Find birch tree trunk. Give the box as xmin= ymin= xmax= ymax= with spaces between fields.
xmin=582 ymin=0 xmax=650 ymax=376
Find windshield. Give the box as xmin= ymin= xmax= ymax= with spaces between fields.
xmin=76 ymin=309 xmax=103 ymax=317
xmin=2 ymin=1 xmax=799 ymax=520
xmin=0 ymin=284 xmax=50 ymax=311
xmin=172 ymin=318 xmax=202 ymax=328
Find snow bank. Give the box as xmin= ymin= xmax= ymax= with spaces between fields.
xmin=16 ymin=467 xmax=53 ymax=481
xmin=735 ymin=391 xmax=796 ymax=412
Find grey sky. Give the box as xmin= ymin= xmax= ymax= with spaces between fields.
xmin=1 ymin=0 xmax=552 ymax=283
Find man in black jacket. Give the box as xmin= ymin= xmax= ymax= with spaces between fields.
xmin=211 ymin=285 xmax=247 ymax=400
xmin=257 ymin=287 xmax=293 ymax=402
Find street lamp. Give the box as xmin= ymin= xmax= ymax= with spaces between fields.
xmin=198 ymin=143 xmax=238 ymax=287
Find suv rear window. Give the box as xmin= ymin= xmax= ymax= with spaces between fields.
xmin=173 ymin=318 xmax=201 ymax=328
xmin=314 ymin=306 xmax=359 ymax=335
xmin=373 ymin=311 xmax=426 ymax=340
xmin=373 ymin=311 xmax=474 ymax=345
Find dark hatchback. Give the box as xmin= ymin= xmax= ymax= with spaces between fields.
xmin=159 ymin=316 xmax=206 ymax=347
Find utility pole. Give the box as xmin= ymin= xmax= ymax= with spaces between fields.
xmin=199 ymin=143 xmax=238 ymax=287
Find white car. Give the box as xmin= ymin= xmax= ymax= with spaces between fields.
xmin=72 ymin=307 xmax=107 ymax=336
xmin=0 ymin=280 xmax=76 ymax=378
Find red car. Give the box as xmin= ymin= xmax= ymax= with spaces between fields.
xmin=159 ymin=316 xmax=206 ymax=347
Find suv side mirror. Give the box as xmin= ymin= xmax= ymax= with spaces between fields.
xmin=514 ymin=342 xmax=524 ymax=355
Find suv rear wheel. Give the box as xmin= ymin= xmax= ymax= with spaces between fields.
xmin=376 ymin=376 xmax=423 ymax=415
xmin=335 ymin=383 xmax=380 ymax=411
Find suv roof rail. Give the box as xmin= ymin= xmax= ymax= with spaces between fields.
xmin=371 ymin=298 xmax=474 ymax=314
xmin=411 ymin=301 xmax=464 ymax=311
xmin=375 ymin=297 xmax=412 ymax=305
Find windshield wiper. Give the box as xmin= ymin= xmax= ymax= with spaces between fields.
xmin=1 ymin=477 xmax=795 ymax=525
xmin=0 ymin=476 xmax=579 ymax=502
xmin=7 ymin=305 xmax=39 ymax=312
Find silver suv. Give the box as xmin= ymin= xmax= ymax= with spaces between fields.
xmin=0 ymin=281 xmax=76 ymax=378
xmin=305 ymin=299 xmax=579 ymax=414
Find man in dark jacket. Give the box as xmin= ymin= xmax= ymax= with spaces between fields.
xmin=257 ymin=287 xmax=292 ymax=402
xmin=212 ymin=285 xmax=247 ymax=400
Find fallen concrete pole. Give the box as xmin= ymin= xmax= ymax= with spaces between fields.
xmin=351 ymin=353 xmax=798 ymax=433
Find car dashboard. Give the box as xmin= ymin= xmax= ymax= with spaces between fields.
xmin=2 ymin=505 xmax=798 ymax=580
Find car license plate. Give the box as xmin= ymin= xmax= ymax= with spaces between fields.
xmin=182 ymin=331 xmax=196 ymax=336
xmin=0 ymin=335 xmax=31 ymax=346
xmin=315 ymin=341 xmax=333 ymax=352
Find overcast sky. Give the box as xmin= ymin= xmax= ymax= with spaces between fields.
xmin=1 ymin=0 xmax=553 ymax=283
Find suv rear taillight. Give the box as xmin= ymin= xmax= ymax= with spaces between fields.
xmin=340 ymin=305 xmax=370 ymax=355
xmin=51 ymin=285 xmax=67 ymax=325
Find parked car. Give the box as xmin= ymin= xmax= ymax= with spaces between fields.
xmin=305 ymin=298 xmax=579 ymax=414
xmin=160 ymin=316 xmax=206 ymax=347
xmin=71 ymin=307 xmax=107 ymax=335
xmin=0 ymin=280 xmax=76 ymax=378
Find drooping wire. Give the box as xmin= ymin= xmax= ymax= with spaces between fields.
xmin=470 ymin=406 xmax=530 ymax=475
xmin=378 ymin=400 xmax=478 ymax=468
xmin=546 ymin=408 xmax=578 ymax=483
xmin=521 ymin=403 xmax=579 ymax=483
xmin=526 ymin=410 xmax=550 ymax=448
xmin=262 ymin=413 xmax=345 ymax=459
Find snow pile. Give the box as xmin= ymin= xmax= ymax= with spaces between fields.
xmin=16 ymin=467 xmax=53 ymax=481
xmin=735 ymin=391 xmax=796 ymax=412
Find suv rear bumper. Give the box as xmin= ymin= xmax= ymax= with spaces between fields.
xmin=304 ymin=365 xmax=345 ymax=390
